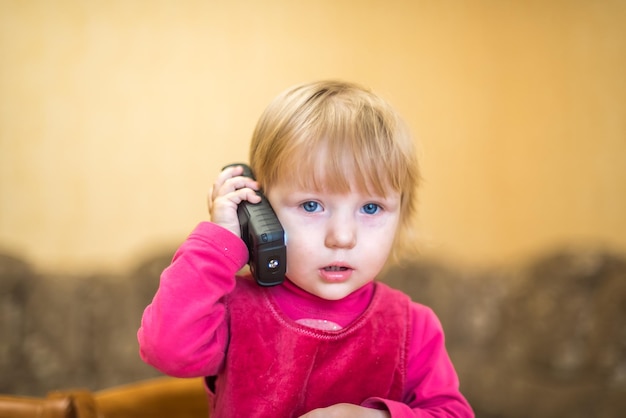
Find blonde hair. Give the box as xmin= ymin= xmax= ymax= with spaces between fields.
xmin=249 ymin=80 xmax=421 ymax=261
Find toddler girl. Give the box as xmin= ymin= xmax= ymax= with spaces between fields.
xmin=138 ymin=80 xmax=473 ymax=417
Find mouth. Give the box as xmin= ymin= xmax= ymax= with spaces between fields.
xmin=319 ymin=264 xmax=354 ymax=282
xmin=323 ymin=265 xmax=351 ymax=272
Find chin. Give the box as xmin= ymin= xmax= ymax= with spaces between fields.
xmin=313 ymin=286 xmax=355 ymax=301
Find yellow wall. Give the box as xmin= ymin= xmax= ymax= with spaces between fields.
xmin=1 ymin=0 xmax=625 ymax=274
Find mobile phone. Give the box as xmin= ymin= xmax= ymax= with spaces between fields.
xmin=223 ymin=163 xmax=286 ymax=286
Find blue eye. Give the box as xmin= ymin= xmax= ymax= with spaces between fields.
xmin=362 ymin=203 xmax=380 ymax=215
xmin=302 ymin=201 xmax=321 ymax=212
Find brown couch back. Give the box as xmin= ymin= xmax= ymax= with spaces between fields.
xmin=1 ymin=248 xmax=625 ymax=417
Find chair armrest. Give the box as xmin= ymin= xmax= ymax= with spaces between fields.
xmin=94 ymin=377 xmax=208 ymax=418
xmin=0 ymin=391 xmax=95 ymax=418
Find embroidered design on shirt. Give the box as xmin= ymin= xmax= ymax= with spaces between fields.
xmin=296 ymin=318 xmax=342 ymax=331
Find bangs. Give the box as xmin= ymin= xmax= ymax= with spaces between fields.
xmin=258 ymin=91 xmax=415 ymax=198
xmin=272 ymin=129 xmax=407 ymax=198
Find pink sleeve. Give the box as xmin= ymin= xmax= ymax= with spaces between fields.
xmin=362 ymin=304 xmax=474 ymax=417
xmin=137 ymin=222 xmax=249 ymax=378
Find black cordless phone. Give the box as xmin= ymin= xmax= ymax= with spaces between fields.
xmin=223 ymin=164 xmax=286 ymax=286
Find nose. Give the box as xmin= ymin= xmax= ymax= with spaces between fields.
xmin=325 ymin=212 xmax=357 ymax=249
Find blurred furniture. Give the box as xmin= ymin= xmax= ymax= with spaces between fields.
xmin=0 ymin=391 xmax=93 ymax=418
xmin=1 ymin=247 xmax=625 ymax=417
xmin=94 ymin=377 xmax=207 ymax=418
xmin=0 ymin=377 xmax=207 ymax=418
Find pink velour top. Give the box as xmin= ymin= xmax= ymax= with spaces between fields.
xmin=138 ymin=222 xmax=474 ymax=417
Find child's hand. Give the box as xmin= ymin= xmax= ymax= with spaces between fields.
xmin=298 ymin=403 xmax=390 ymax=418
xmin=208 ymin=165 xmax=261 ymax=237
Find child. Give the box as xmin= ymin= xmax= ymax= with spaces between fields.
xmin=138 ymin=80 xmax=473 ymax=417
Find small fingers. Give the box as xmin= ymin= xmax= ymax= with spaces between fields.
xmin=209 ymin=187 xmax=261 ymax=236
xmin=211 ymin=165 xmax=241 ymax=202
xmin=223 ymin=187 xmax=262 ymax=206
xmin=207 ymin=165 xmax=262 ymax=235
xmin=212 ymin=166 xmax=258 ymax=201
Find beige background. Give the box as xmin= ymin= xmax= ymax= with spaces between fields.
xmin=1 ymin=0 xmax=625 ymax=275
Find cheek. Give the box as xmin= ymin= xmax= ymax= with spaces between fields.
xmin=362 ymin=236 xmax=393 ymax=264
xmin=277 ymin=209 xmax=317 ymax=239
xmin=284 ymin=234 xmax=318 ymax=276
xmin=361 ymin=221 xmax=399 ymax=261
xmin=281 ymin=220 xmax=318 ymax=256
xmin=285 ymin=228 xmax=317 ymax=256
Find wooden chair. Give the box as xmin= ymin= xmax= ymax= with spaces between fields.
xmin=0 ymin=377 xmax=208 ymax=418
xmin=0 ymin=390 xmax=95 ymax=418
